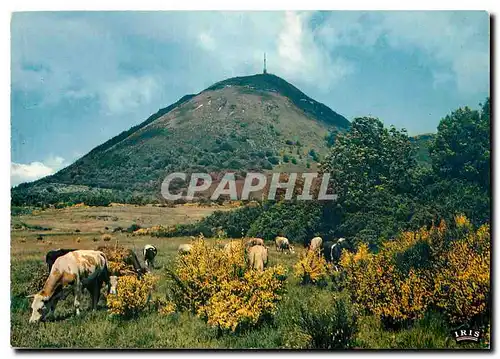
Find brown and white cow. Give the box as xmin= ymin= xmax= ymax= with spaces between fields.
xmin=28 ymin=250 xmax=110 ymax=323
xmin=275 ymin=236 xmax=295 ymax=254
xmin=247 ymin=245 xmax=268 ymax=271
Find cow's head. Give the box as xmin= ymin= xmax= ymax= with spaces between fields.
xmin=28 ymin=293 xmax=50 ymax=323
xmin=289 ymin=245 xmax=295 ymax=254
xmin=109 ymin=275 xmax=118 ymax=295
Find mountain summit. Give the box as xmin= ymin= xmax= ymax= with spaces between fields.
xmin=13 ymin=73 xmax=350 ymax=203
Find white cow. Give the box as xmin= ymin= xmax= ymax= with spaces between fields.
xmin=309 ymin=236 xmax=323 ymax=252
xmin=275 ymin=236 xmax=295 ymax=254
xmin=178 ymin=243 xmax=193 ymax=255
xmin=247 ymin=245 xmax=268 ymax=271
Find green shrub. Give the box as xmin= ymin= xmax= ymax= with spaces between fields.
xmin=247 ymin=201 xmax=322 ymax=244
xmin=280 ymin=290 xmax=357 ymax=349
xmin=268 ymin=156 xmax=280 ymax=165
xmin=126 ymin=224 xmax=142 ymax=233
xmin=159 ymin=204 xmax=264 ymax=238
xmin=261 ymin=160 xmax=273 ymax=170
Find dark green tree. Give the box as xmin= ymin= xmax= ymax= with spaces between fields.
xmin=429 ymin=99 xmax=490 ymax=191
xmin=320 ymin=117 xmax=418 ymax=245
xmin=322 ymin=117 xmax=417 ymax=210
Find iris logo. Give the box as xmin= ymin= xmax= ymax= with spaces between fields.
xmin=453 ymin=328 xmax=481 ymax=343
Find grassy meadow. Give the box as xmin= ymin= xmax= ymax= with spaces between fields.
xmin=10 ymin=203 xmax=484 ymax=349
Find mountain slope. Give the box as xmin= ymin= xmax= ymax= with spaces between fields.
xmin=14 ymin=74 xmax=350 ymax=203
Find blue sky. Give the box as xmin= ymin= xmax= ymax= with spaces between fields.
xmin=11 ymin=11 xmax=490 ymax=186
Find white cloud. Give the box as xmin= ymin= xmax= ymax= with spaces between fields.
xmin=379 ymin=11 xmax=489 ymax=94
xmin=11 ymin=11 xmax=488 ymax=117
xmin=432 ymin=71 xmax=455 ymax=89
xmin=12 ymin=11 xmax=356 ymax=108
xmin=11 ymin=156 xmax=67 ymax=186
xmin=276 ymin=12 xmax=353 ymax=90
xmin=316 ymin=11 xmax=489 ymax=94
xmin=198 ymin=32 xmax=216 ymax=51
xmin=102 ymin=76 xmax=160 ymax=114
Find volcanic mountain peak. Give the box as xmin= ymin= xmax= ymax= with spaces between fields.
xmin=13 ymin=73 xmax=351 ymax=204
xmin=207 ymin=73 xmax=350 ymax=128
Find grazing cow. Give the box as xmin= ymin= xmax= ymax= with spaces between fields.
xmin=247 ymin=245 xmax=268 ymax=271
xmin=45 ymin=248 xmax=77 ymax=272
xmin=178 ymin=243 xmax=193 ymax=255
xmin=275 ymin=236 xmax=295 ymax=254
xmin=309 ymin=237 xmax=323 ymax=252
xmin=105 ymin=249 xmax=147 ymax=295
xmin=123 ymin=249 xmax=148 ymax=276
xmin=246 ymin=237 xmax=265 ymax=247
xmin=322 ymin=238 xmax=351 ymax=269
xmin=143 ymin=244 xmax=158 ymax=270
xmin=28 ymin=250 xmax=110 ymax=323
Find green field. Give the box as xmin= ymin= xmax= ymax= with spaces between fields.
xmin=11 ymin=204 xmax=482 ymax=349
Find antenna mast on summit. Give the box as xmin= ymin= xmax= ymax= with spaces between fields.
xmin=263 ymin=53 xmax=267 ymax=74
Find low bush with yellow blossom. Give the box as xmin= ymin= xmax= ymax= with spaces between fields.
xmin=107 ymin=273 xmax=158 ymax=317
xmin=166 ymin=236 xmax=247 ymax=313
xmin=293 ymin=249 xmax=331 ymax=286
xmin=200 ymin=265 xmax=287 ymax=332
xmin=433 ymin=218 xmax=490 ymax=324
xmin=149 ymin=297 xmax=177 ymax=316
xmin=340 ymin=215 xmax=490 ymax=328
xmin=96 ymin=245 xmax=137 ymax=276
xmin=166 ymin=235 xmax=288 ymax=332
xmin=132 ymin=225 xmax=168 ymax=236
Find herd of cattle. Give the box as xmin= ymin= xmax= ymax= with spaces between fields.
xmin=27 ymin=236 xmax=350 ymax=323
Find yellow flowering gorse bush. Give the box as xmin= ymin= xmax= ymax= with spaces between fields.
xmin=341 ymin=241 xmax=432 ymax=323
xmin=167 ymin=235 xmax=287 ymax=332
xmin=434 ymin=220 xmax=490 ymax=324
xmin=293 ymin=249 xmax=331 ymax=285
xmin=341 ymin=216 xmax=490 ymax=326
xmin=107 ymin=273 xmax=158 ymax=317
xmin=201 ymin=265 xmax=287 ymax=331
xmin=132 ymin=225 xmax=168 ymax=236
xmin=97 ymin=245 xmax=137 ymax=276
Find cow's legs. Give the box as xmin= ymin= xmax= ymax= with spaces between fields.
xmin=46 ymin=286 xmax=62 ymax=319
xmin=74 ymin=281 xmax=82 ymax=316
xmin=91 ymin=281 xmax=101 ymax=310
